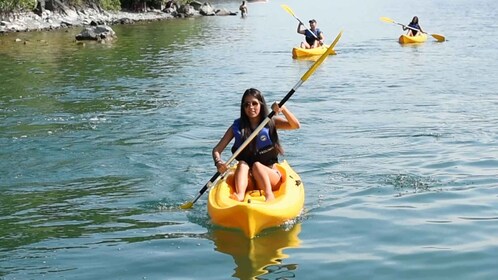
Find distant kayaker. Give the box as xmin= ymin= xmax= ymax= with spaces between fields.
xmin=239 ymin=1 xmax=248 ymax=17
xmin=212 ymin=88 xmax=300 ymax=202
xmin=404 ymin=16 xmax=424 ymax=36
xmin=297 ymin=19 xmax=324 ymax=49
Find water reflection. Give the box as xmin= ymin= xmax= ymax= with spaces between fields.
xmin=210 ymin=224 xmax=301 ymax=280
xmin=0 ymin=176 xmax=151 ymax=252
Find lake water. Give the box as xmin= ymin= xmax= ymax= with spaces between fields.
xmin=1 ymin=0 xmax=497 ymax=279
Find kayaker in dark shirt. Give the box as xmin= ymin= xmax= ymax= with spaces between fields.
xmin=297 ymin=19 xmax=324 ymax=49
xmin=212 ymin=88 xmax=300 ymax=202
xmin=404 ymin=16 xmax=425 ymax=36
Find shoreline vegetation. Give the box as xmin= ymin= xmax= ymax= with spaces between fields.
xmin=0 ymin=0 xmax=238 ymax=34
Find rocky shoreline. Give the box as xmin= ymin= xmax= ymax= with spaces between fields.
xmin=0 ymin=2 xmax=238 ymax=34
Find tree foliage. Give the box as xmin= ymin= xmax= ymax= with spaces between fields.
xmin=0 ymin=0 xmax=37 ymax=12
xmin=0 ymin=0 xmax=193 ymax=13
xmin=0 ymin=0 xmax=116 ymax=13
xmin=100 ymin=0 xmax=121 ymax=11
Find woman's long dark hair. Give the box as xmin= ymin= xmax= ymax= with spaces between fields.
xmin=239 ymin=88 xmax=283 ymax=155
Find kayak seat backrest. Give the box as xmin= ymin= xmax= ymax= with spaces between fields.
xmin=226 ymin=172 xmax=235 ymax=189
xmin=224 ymin=171 xmax=256 ymax=193
xmin=273 ymin=164 xmax=287 ymax=195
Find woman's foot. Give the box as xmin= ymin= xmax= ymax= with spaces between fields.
xmin=265 ymin=192 xmax=275 ymax=202
xmin=230 ymin=193 xmax=244 ymax=202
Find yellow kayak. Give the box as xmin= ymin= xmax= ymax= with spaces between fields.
xmin=398 ymin=33 xmax=428 ymax=44
xmin=292 ymin=44 xmax=336 ymax=59
xmin=208 ymin=160 xmax=305 ymax=238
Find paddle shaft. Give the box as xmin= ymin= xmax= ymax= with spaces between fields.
xmin=394 ymin=21 xmax=424 ymax=33
xmin=182 ymin=31 xmax=343 ymax=208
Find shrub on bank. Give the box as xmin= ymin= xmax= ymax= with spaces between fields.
xmin=0 ymin=0 xmax=37 ymax=12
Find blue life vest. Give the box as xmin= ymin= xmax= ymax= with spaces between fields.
xmin=231 ymin=118 xmax=279 ymax=166
xmin=305 ymin=28 xmax=322 ymax=45
xmin=408 ymin=23 xmax=421 ymax=35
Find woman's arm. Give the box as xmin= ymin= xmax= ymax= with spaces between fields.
xmin=212 ymin=126 xmax=234 ymax=172
xmin=271 ymin=102 xmax=301 ymax=130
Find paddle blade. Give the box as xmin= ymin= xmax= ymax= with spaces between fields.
xmin=280 ymin=4 xmax=295 ymax=17
xmin=431 ymin=33 xmax=446 ymax=42
xmin=380 ymin=16 xmax=395 ymax=23
xmin=301 ymin=31 xmax=343 ymax=82
xmin=180 ymin=201 xmax=194 ymax=209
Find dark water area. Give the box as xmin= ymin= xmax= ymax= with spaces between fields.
xmin=1 ymin=0 xmax=497 ymax=279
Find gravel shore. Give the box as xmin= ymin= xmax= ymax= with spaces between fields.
xmin=0 ymin=3 xmax=235 ymax=34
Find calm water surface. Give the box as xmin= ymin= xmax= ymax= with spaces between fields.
xmin=1 ymin=0 xmax=497 ymax=279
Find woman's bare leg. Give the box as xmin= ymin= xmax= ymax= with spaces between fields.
xmin=251 ymin=162 xmax=281 ymax=202
xmin=233 ymin=161 xmax=250 ymax=201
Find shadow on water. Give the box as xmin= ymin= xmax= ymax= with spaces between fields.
xmin=209 ymin=224 xmax=301 ymax=280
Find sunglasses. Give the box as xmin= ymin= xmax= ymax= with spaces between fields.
xmin=243 ymin=101 xmax=260 ymax=108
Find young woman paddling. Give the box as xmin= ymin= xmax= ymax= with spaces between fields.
xmin=212 ymin=88 xmax=300 ymax=202
xmin=404 ymin=16 xmax=424 ymax=36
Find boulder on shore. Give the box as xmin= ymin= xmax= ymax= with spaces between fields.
xmin=75 ymin=25 xmax=116 ymax=42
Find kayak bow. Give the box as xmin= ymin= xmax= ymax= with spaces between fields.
xmin=208 ymin=160 xmax=305 ymax=238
